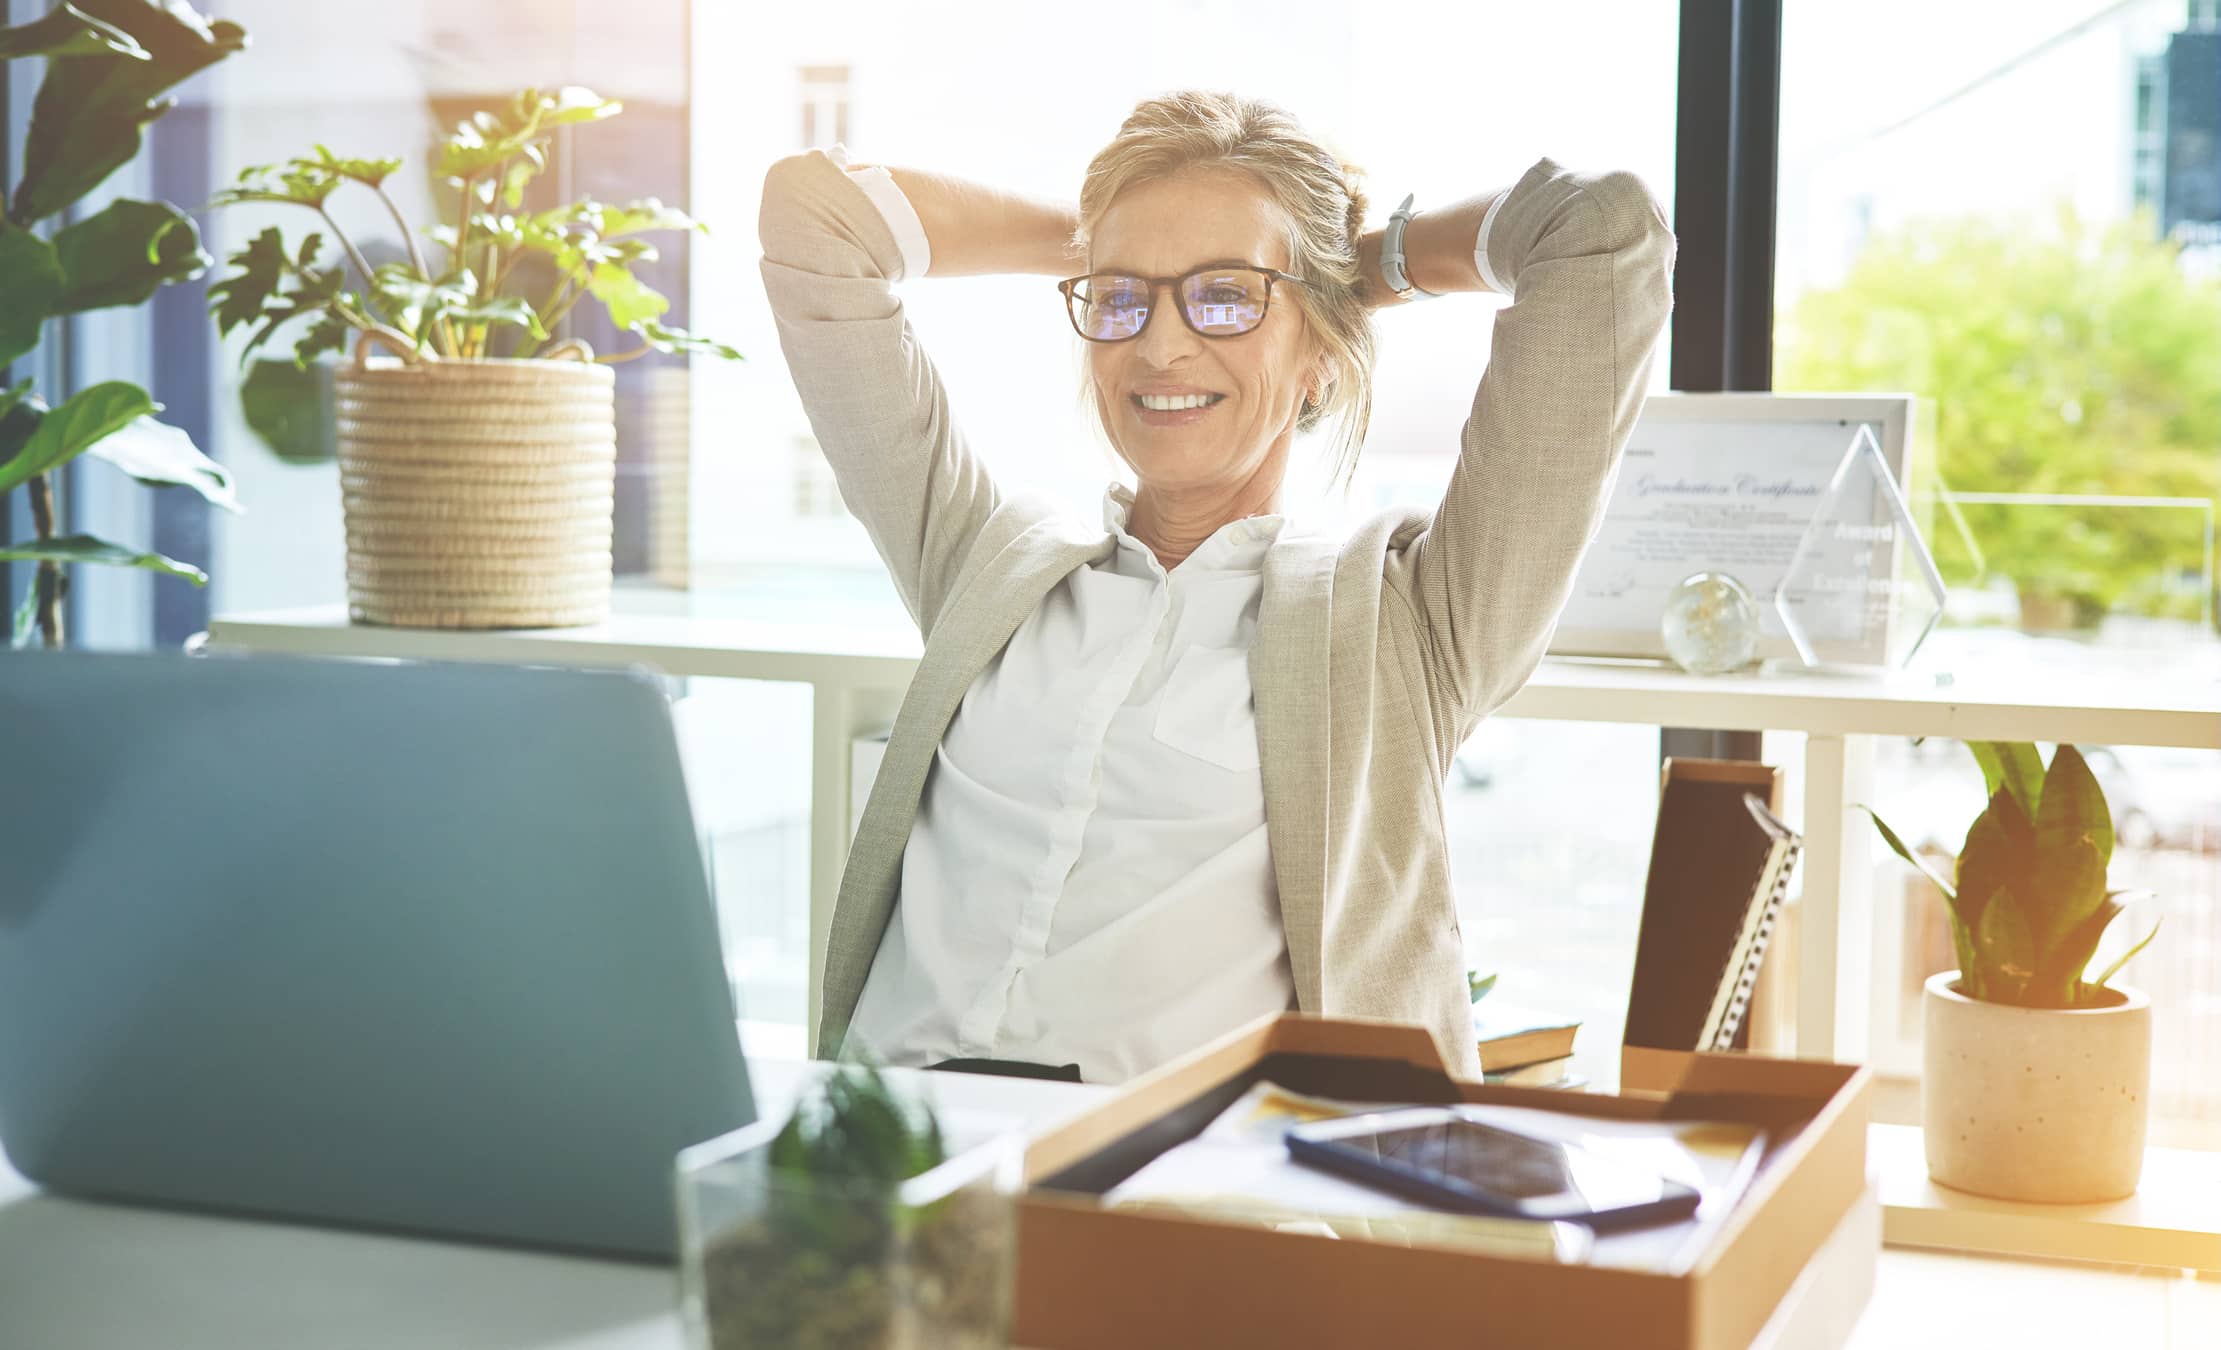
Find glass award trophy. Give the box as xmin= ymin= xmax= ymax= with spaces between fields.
xmin=1774 ymin=424 xmax=1947 ymax=670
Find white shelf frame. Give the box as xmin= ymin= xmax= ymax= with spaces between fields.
xmin=203 ymin=606 xmax=2221 ymax=1072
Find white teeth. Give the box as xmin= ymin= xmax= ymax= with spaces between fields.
xmin=1137 ymin=393 xmax=1221 ymax=411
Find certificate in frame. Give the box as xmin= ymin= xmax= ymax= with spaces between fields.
xmin=1550 ymin=393 xmax=1922 ymax=667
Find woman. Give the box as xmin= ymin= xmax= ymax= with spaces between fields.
xmin=759 ymin=91 xmax=1673 ymax=1083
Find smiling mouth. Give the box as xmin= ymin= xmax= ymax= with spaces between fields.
xmin=1130 ymin=393 xmax=1227 ymax=412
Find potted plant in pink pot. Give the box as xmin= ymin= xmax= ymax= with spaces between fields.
xmin=1866 ymin=741 xmax=2160 ymax=1203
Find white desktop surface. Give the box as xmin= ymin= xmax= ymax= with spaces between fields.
xmin=4 ymin=1056 xmax=2213 ymax=1350
xmin=0 ymin=1058 xmax=1105 ymax=1350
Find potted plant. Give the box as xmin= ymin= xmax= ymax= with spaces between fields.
xmin=0 ymin=0 xmax=248 ymax=648
xmin=1865 ymin=741 xmax=2160 ymax=1202
xmin=206 ymin=87 xmax=740 ymax=630
xmin=675 ymin=1063 xmax=1022 ymax=1350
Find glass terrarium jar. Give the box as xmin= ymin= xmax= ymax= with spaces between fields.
xmin=676 ymin=1110 xmax=1024 ymax=1350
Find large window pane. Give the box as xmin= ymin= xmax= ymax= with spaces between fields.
xmin=1777 ymin=0 xmax=2221 ymax=1148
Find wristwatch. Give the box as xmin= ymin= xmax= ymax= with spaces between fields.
xmin=1379 ymin=193 xmax=1440 ymax=302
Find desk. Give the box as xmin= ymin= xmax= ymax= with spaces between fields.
xmin=3 ymin=1057 xmax=2213 ymax=1349
xmin=204 ymin=602 xmax=2221 ymax=1067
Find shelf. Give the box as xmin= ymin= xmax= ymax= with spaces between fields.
xmin=208 ymin=604 xmax=2221 ymax=749
xmin=1874 ymin=1122 xmax=2221 ymax=1271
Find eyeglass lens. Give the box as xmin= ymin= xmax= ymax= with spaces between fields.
xmin=1072 ymin=268 xmax=1272 ymax=340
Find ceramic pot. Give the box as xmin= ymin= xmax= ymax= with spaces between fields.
xmin=1922 ymin=971 xmax=2150 ymax=1202
xmin=334 ymin=333 xmax=615 ymax=629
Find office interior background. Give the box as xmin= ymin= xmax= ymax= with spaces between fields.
xmin=4 ymin=0 xmax=2217 ymax=1148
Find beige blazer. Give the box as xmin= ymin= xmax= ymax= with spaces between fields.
xmin=759 ymin=148 xmax=1675 ymax=1078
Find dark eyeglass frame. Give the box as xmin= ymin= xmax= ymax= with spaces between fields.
xmin=1057 ymin=264 xmax=1309 ymax=343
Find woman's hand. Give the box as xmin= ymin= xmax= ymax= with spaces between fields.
xmin=879 ymin=165 xmax=1082 ymax=278
xmin=1353 ymin=190 xmax=1504 ymax=310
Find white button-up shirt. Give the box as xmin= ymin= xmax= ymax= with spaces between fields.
xmin=848 ymin=488 xmax=1296 ymax=1082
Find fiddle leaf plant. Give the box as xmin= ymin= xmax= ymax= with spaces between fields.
xmin=0 ymin=0 xmax=249 ymax=649
xmin=1863 ymin=741 xmax=2160 ymax=1009
xmin=207 ymin=86 xmax=741 ymax=366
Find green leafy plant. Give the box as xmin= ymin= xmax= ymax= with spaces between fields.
xmin=1864 ymin=741 xmax=2160 ymax=1009
xmin=206 ymin=87 xmax=742 ymax=368
xmin=699 ymin=1063 xmax=1015 ymax=1348
xmin=1780 ymin=208 xmax=2221 ymax=630
xmin=0 ymin=0 xmax=248 ymax=648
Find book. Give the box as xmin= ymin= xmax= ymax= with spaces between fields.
xmin=1472 ymin=1003 xmax=1580 ymax=1071
xmin=1699 ymin=795 xmax=1801 ymax=1051
xmin=1481 ymin=1056 xmax=1587 ymax=1090
xmin=1624 ymin=759 xmax=1802 ymax=1054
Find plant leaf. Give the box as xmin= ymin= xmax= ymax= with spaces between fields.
xmin=0 ymin=2 xmax=149 ymax=60
xmin=208 ymin=225 xmax=289 ymax=338
xmin=631 ymin=320 xmax=743 ymax=362
xmin=0 ymin=532 xmax=204 ymax=584
xmin=534 ymin=85 xmax=621 ymax=128
xmin=1945 ymin=908 xmax=1984 ymax=1001
xmin=497 ymin=157 xmax=538 ymax=209
xmin=12 ymin=0 xmax=248 ymax=225
xmin=599 ymin=197 xmax=701 ymax=237
xmin=1972 ymin=885 xmax=2036 ymax=1001
xmin=53 ymin=197 xmax=210 ymax=312
xmin=0 ymin=223 xmax=66 ymax=369
xmin=1954 ymin=785 xmax=2031 ymax=933
xmin=290 ymin=305 xmax=354 ymax=368
xmin=0 ymin=380 xmax=154 ymax=495
xmin=84 ymin=415 xmax=239 ymax=511
xmin=453 ymin=294 xmax=547 ymax=340
xmin=2087 ymin=918 xmax=2161 ymax=997
xmin=1859 ymin=805 xmax=1956 ymax=903
xmin=0 ymin=380 xmax=40 ymax=472
xmin=2045 ymin=891 xmax=2133 ymax=1002
xmin=1467 ymin=970 xmax=1497 ymax=1004
xmin=372 ymin=264 xmax=474 ymax=346
xmin=1968 ymin=742 xmax=2044 ymax=821
xmin=2036 ymin=743 xmax=2114 ymax=871
xmin=310 ymin=143 xmax=401 ymax=188
xmin=240 ymin=357 xmax=331 ymax=462
xmin=584 ymin=263 xmax=668 ymax=330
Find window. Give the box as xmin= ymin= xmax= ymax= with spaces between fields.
xmin=1776 ymin=0 xmax=2221 ymax=1149
xmin=798 ymin=65 xmax=851 ymax=150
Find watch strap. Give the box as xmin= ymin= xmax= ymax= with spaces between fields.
xmin=1379 ymin=193 xmax=1439 ymax=301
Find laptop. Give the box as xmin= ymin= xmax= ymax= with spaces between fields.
xmin=0 ymin=650 xmax=755 ymax=1260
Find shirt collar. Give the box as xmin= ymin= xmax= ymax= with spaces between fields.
xmin=1102 ymin=483 xmax=1287 ymax=575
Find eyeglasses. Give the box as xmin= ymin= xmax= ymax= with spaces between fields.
xmin=1058 ymin=264 xmax=1308 ymax=343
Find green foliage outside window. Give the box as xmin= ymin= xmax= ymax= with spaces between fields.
xmin=1779 ymin=208 xmax=2221 ymax=632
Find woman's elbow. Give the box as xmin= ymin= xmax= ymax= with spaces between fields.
xmin=758 ymin=152 xmax=823 ymax=250
xmin=1587 ymin=170 xmax=1674 ymax=263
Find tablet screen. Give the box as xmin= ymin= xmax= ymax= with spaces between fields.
xmin=1351 ymin=1119 xmax=1674 ymax=1208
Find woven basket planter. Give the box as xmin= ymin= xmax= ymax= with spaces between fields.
xmin=334 ymin=332 xmax=615 ymax=629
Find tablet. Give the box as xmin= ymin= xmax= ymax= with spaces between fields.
xmin=1285 ymin=1107 xmax=1703 ymax=1229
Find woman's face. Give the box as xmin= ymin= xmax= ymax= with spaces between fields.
xmin=1086 ymin=168 xmax=1320 ymax=497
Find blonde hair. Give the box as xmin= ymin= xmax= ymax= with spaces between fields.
xmin=1072 ymin=90 xmax=1375 ymax=487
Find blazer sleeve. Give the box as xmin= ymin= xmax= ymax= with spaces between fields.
xmin=758 ymin=148 xmax=1002 ymax=635
xmin=1387 ymin=157 xmax=1675 ymax=730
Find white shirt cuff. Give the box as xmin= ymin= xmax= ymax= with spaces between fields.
xmin=823 ymin=143 xmax=932 ymax=282
xmin=1472 ymin=190 xmax=1511 ymax=297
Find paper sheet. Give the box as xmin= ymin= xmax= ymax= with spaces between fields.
xmin=1101 ymin=1083 xmax=1769 ymax=1274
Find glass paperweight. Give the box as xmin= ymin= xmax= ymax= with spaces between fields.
xmin=1661 ymin=571 xmax=1761 ymax=674
xmin=1774 ymin=424 xmax=1948 ymax=669
xmin=677 ymin=1107 xmax=1024 ymax=1350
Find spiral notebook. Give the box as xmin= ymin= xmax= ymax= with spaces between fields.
xmin=1624 ymin=760 xmax=1802 ymax=1054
